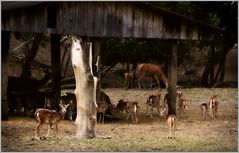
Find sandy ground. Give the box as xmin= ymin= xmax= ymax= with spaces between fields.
xmin=1 ymin=88 xmax=238 ymax=152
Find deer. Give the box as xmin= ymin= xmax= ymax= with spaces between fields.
xmin=208 ymin=95 xmax=219 ymax=119
xmin=135 ymin=63 xmax=168 ymax=89
xmin=124 ymin=72 xmax=134 ymax=89
xmin=115 ymin=99 xmax=129 ymax=116
xmin=177 ymin=97 xmax=188 ymax=117
xmin=115 ymin=100 xmax=140 ymax=123
xmin=60 ymin=92 xmax=77 ymax=121
xmin=200 ymin=103 xmax=209 ymax=120
xmin=34 ymin=104 xmax=69 ymax=140
xmin=146 ymin=93 xmax=161 ymax=118
xmin=167 ymin=115 xmax=177 ymax=139
xmin=126 ymin=102 xmax=140 ymax=124
xmin=96 ymin=100 xmax=109 ymax=124
xmin=163 ymin=90 xmax=183 ymax=107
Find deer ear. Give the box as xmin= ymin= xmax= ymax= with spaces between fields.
xmin=59 ymin=104 xmax=63 ymax=108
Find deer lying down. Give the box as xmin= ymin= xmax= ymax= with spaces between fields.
xmin=167 ymin=115 xmax=177 ymax=139
xmin=34 ymin=104 xmax=69 ymax=140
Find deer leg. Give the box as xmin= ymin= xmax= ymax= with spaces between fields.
xmin=154 ymin=75 xmax=161 ymax=89
xmin=127 ymin=80 xmax=130 ymax=89
xmin=126 ymin=111 xmax=131 ymax=121
xmin=130 ymin=79 xmax=133 ymax=89
xmin=134 ymin=112 xmax=138 ymax=123
xmin=157 ymin=106 xmax=161 ymax=117
xmin=138 ymin=78 xmax=141 ymax=89
xmin=161 ymin=74 xmax=168 ymax=89
xmin=55 ymin=124 xmax=59 ymax=137
xmin=35 ymin=122 xmax=43 ymax=140
xmin=46 ymin=124 xmax=51 ymax=138
xmin=124 ymin=78 xmax=127 ymax=89
xmin=150 ymin=107 xmax=153 ymax=118
xmin=215 ymin=107 xmax=218 ymax=119
xmin=138 ymin=74 xmax=144 ymax=89
xmin=146 ymin=104 xmax=149 ymax=117
xmin=168 ymin=127 xmax=172 ymax=139
xmin=173 ymin=126 xmax=175 ymax=139
xmin=102 ymin=112 xmax=105 ymax=124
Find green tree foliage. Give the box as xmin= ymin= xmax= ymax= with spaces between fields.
xmin=149 ymin=1 xmax=237 ymax=44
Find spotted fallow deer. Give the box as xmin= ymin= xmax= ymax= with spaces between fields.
xmin=167 ymin=115 xmax=177 ymax=139
xmin=34 ymin=104 xmax=69 ymax=140
xmin=126 ymin=102 xmax=140 ymax=124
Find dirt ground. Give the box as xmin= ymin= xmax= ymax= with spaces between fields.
xmin=1 ymin=88 xmax=238 ymax=152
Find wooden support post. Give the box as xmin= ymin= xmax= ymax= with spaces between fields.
xmin=51 ymin=34 xmax=61 ymax=106
xmin=70 ymin=37 xmax=97 ymax=138
xmin=1 ymin=31 xmax=10 ymax=120
xmin=92 ymin=38 xmax=101 ymax=102
xmin=167 ymin=40 xmax=178 ymax=115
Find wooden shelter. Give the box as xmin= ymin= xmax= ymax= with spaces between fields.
xmin=1 ymin=1 xmax=224 ymax=120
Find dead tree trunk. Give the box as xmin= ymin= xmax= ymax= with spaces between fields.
xmin=70 ymin=37 xmax=97 ymax=138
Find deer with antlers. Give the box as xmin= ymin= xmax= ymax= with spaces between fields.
xmin=34 ymin=104 xmax=69 ymax=140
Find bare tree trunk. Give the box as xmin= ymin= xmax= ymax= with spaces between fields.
xmin=70 ymin=37 xmax=97 ymax=138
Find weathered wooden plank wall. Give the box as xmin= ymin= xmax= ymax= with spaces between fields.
xmin=2 ymin=5 xmax=47 ymax=33
xmin=2 ymin=2 xmax=221 ymax=40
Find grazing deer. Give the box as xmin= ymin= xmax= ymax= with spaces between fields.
xmin=126 ymin=102 xmax=140 ymax=124
xmin=136 ymin=63 xmax=168 ymax=89
xmin=200 ymin=103 xmax=209 ymax=120
xmin=124 ymin=72 xmax=134 ymax=89
xmin=34 ymin=104 xmax=69 ymax=140
xmin=115 ymin=100 xmax=140 ymax=123
xmin=208 ymin=95 xmax=219 ymax=119
xmin=115 ymin=99 xmax=129 ymax=116
xmin=146 ymin=91 xmax=164 ymax=118
xmin=167 ymin=115 xmax=177 ymax=139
